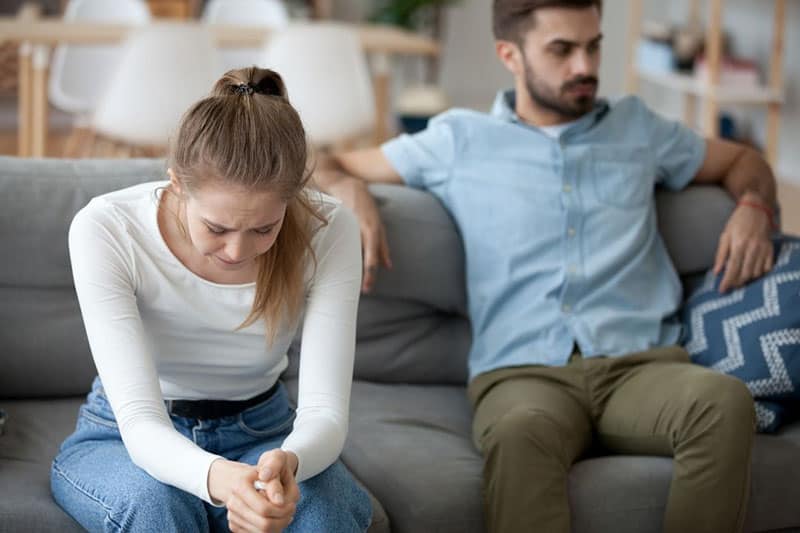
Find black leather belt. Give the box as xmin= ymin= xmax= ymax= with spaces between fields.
xmin=166 ymin=381 xmax=280 ymax=420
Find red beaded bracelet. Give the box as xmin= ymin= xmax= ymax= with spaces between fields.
xmin=737 ymin=199 xmax=779 ymax=230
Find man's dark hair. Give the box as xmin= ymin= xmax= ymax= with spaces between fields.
xmin=493 ymin=0 xmax=603 ymax=44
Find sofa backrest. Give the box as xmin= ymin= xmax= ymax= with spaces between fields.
xmin=0 ymin=156 xmax=735 ymax=397
xmin=0 ymin=157 xmax=166 ymax=398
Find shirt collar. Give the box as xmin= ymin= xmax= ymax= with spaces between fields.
xmin=491 ymin=89 xmax=610 ymax=138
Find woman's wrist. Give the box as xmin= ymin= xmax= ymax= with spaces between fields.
xmin=207 ymin=458 xmax=234 ymax=504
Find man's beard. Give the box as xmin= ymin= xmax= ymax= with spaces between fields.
xmin=523 ymin=59 xmax=598 ymax=119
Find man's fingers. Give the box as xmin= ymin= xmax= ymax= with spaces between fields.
xmin=737 ymin=244 xmax=760 ymax=287
xmin=380 ymin=227 xmax=393 ymax=269
xmin=714 ymin=233 xmax=731 ymax=275
xmin=719 ymin=247 xmax=743 ymax=293
xmin=765 ymin=246 xmax=775 ymax=273
xmin=361 ymin=226 xmax=381 ymax=292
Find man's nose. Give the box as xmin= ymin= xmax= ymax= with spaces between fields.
xmin=571 ymin=49 xmax=594 ymax=76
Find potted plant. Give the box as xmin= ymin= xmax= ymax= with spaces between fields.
xmin=370 ymin=0 xmax=459 ymax=32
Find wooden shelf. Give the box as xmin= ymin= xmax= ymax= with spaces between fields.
xmin=636 ymin=69 xmax=784 ymax=105
xmin=626 ymin=0 xmax=788 ymax=166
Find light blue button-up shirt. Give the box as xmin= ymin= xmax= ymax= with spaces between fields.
xmin=382 ymin=91 xmax=707 ymax=380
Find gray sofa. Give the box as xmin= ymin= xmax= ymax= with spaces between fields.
xmin=1 ymin=155 xmax=799 ymax=533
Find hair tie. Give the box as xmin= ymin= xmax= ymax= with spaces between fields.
xmin=235 ymin=83 xmax=255 ymax=96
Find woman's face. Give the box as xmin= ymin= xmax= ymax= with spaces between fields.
xmin=173 ymin=174 xmax=287 ymax=273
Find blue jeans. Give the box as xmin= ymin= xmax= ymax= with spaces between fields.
xmin=51 ymin=377 xmax=372 ymax=533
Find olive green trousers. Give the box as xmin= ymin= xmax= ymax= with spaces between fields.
xmin=468 ymin=346 xmax=755 ymax=533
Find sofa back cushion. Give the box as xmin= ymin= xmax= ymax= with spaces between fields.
xmin=341 ymin=184 xmax=735 ymax=385
xmin=0 ymin=157 xmax=166 ymax=398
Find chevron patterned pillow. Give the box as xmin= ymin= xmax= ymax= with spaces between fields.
xmin=681 ymin=235 xmax=800 ymax=432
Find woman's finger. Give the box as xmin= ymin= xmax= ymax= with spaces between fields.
xmin=227 ymin=493 xmax=269 ymax=532
xmin=257 ymin=450 xmax=286 ymax=482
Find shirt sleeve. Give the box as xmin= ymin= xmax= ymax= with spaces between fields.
xmin=280 ymin=204 xmax=362 ymax=482
xmin=644 ymin=103 xmax=707 ymax=191
xmin=380 ymin=113 xmax=456 ymax=190
xmin=68 ymin=201 xmax=222 ymax=505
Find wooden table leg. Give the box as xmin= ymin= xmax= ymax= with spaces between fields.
xmin=30 ymin=44 xmax=49 ymax=157
xmin=17 ymin=42 xmax=32 ymax=157
xmin=371 ymin=52 xmax=390 ymax=146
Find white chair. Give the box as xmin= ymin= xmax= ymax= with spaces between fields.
xmin=49 ymin=0 xmax=151 ymax=118
xmin=202 ymin=0 xmax=290 ymax=73
xmin=89 ymin=24 xmax=223 ymax=154
xmin=262 ymin=23 xmax=375 ymax=147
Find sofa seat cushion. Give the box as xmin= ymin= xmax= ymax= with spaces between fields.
xmin=334 ymin=381 xmax=485 ymax=533
xmin=305 ymin=381 xmax=800 ymax=533
xmin=0 ymin=398 xmax=84 ymax=532
xmin=682 ymin=235 xmax=800 ymax=431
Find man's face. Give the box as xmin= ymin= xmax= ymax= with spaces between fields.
xmin=518 ymin=7 xmax=602 ymax=119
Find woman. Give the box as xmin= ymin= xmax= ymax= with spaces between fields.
xmin=51 ymin=67 xmax=371 ymax=533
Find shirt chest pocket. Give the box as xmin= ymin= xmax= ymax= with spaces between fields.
xmin=591 ymin=146 xmax=655 ymax=207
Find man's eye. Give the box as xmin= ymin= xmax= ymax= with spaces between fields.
xmin=254 ymin=227 xmax=274 ymax=235
xmin=552 ymin=46 xmax=570 ymax=57
xmin=207 ymin=226 xmax=226 ymax=235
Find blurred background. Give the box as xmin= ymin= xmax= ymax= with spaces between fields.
xmin=0 ymin=0 xmax=797 ymax=230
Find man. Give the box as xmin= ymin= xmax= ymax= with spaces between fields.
xmin=315 ymin=1 xmax=779 ymax=531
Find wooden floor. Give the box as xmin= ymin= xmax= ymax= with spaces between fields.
xmin=0 ymin=129 xmax=798 ymax=234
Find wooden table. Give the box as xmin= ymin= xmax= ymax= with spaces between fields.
xmin=0 ymin=16 xmax=438 ymax=157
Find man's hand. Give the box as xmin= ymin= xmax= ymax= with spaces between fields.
xmin=328 ymin=175 xmax=392 ymax=293
xmin=713 ymin=193 xmax=775 ymax=293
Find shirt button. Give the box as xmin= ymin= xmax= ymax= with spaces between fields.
xmin=567 ymin=227 xmax=576 ymax=237
xmin=568 ymin=265 xmax=579 ymax=274
xmin=562 ymin=304 xmax=572 ymax=313
xmin=563 ymin=185 xmax=573 ymax=193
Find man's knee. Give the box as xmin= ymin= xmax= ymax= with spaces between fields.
xmin=682 ymin=370 xmax=755 ymax=436
xmin=481 ymin=406 xmax=573 ymax=465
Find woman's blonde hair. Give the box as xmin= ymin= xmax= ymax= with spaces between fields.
xmin=167 ymin=66 xmax=325 ymax=341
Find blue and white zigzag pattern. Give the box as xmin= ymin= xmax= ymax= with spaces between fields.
xmin=686 ymin=241 xmax=800 ymax=400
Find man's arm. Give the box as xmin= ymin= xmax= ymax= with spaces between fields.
xmin=315 ymin=148 xmax=404 ymax=190
xmin=691 ymin=138 xmax=779 ymax=293
xmin=313 ymin=148 xmax=404 ymax=293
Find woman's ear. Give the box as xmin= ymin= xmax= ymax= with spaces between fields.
xmin=167 ymin=168 xmax=182 ymax=195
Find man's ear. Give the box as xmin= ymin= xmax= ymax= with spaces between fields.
xmin=495 ymin=40 xmax=524 ymax=77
